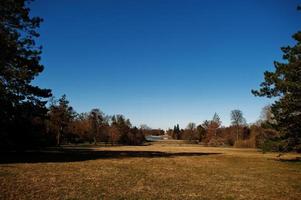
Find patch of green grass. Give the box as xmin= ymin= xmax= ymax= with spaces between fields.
xmin=0 ymin=144 xmax=301 ymax=200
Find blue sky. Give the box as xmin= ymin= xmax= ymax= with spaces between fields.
xmin=30 ymin=0 xmax=300 ymax=129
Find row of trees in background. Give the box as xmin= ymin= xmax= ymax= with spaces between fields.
xmin=47 ymin=98 xmax=276 ymax=150
xmin=46 ymin=95 xmax=144 ymax=146
xmin=45 ymin=94 xmax=282 ymax=152
xmin=166 ymin=108 xmax=282 ymax=151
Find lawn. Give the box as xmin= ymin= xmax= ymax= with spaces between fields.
xmin=0 ymin=143 xmax=301 ymax=200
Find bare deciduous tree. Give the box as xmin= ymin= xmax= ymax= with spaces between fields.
xmin=231 ymin=109 xmax=246 ymax=141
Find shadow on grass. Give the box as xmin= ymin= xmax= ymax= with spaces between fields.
xmin=275 ymin=157 xmax=301 ymax=163
xmin=0 ymin=148 xmax=221 ymax=164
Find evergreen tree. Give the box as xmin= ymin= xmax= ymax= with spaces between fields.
xmin=173 ymin=124 xmax=181 ymax=140
xmin=252 ymin=7 xmax=301 ymax=151
xmin=0 ymin=0 xmax=51 ymax=148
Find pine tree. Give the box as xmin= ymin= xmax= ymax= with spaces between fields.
xmin=252 ymin=7 xmax=301 ymax=151
xmin=0 ymin=0 xmax=51 ymax=148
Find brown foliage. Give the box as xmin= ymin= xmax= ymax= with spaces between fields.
xmin=141 ymin=129 xmax=165 ymax=136
xmin=108 ymin=126 xmax=120 ymax=145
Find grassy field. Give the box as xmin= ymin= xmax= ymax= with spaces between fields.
xmin=1 ymin=142 xmax=301 ymax=200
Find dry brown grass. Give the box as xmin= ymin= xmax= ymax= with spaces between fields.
xmin=0 ymin=143 xmax=300 ymax=200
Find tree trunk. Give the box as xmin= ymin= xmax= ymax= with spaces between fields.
xmin=93 ymin=136 xmax=96 ymax=145
xmin=57 ymin=131 xmax=60 ymax=146
xmin=236 ymin=125 xmax=239 ymax=141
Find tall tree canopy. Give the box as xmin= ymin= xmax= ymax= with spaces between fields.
xmin=0 ymin=0 xmax=51 ymax=148
xmin=252 ymin=8 xmax=301 ymax=151
xmin=231 ymin=110 xmax=246 ymax=127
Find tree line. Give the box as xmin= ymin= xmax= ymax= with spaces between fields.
xmin=166 ymin=108 xmax=282 ymax=151
xmin=46 ymin=95 xmax=144 ymax=146
xmin=0 ymin=0 xmax=300 ymax=152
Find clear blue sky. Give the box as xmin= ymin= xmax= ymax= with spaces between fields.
xmin=30 ymin=0 xmax=300 ymax=129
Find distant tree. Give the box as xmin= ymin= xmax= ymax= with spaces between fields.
xmin=140 ymin=124 xmax=152 ymax=136
xmin=201 ymin=114 xmax=223 ymax=146
xmin=140 ymin=124 xmax=151 ymax=130
xmin=128 ymin=127 xmax=145 ymax=145
xmin=140 ymin=126 xmax=164 ymax=137
xmin=173 ymin=124 xmax=181 ymax=140
xmin=201 ymin=120 xmax=211 ymax=130
xmin=212 ymin=113 xmax=222 ymax=127
xmin=183 ymin=122 xmax=197 ymax=141
xmin=259 ymin=105 xmax=277 ymax=129
xmin=201 ymin=113 xmax=222 ymax=143
xmin=108 ymin=126 xmax=120 ymax=145
xmin=211 ymin=113 xmax=221 ymax=137
xmin=252 ymin=8 xmax=301 ymax=151
xmin=48 ymin=95 xmax=75 ymax=145
xmin=89 ymin=108 xmax=104 ymax=144
xmin=0 ymin=0 xmax=52 ymax=148
xmin=260 ymin=105 xmax=273 ymax=122
xmin=196 ymin=124 xmax=206 ymax=142
xmin=70 ymin=112 xmax=91 ymax=142
xmin=111 ymin=115 xmax=132 ymax=144
xmin=231 ymin=109 xmax=246 ymax=140
xmin=187 ymin=122 xmax=196 ymax=131
xmin=166 ymin=129 xmax=174 ymax=138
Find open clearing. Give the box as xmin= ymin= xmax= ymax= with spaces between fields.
xmin=1 ymin=143 xmax=301 ymax=200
